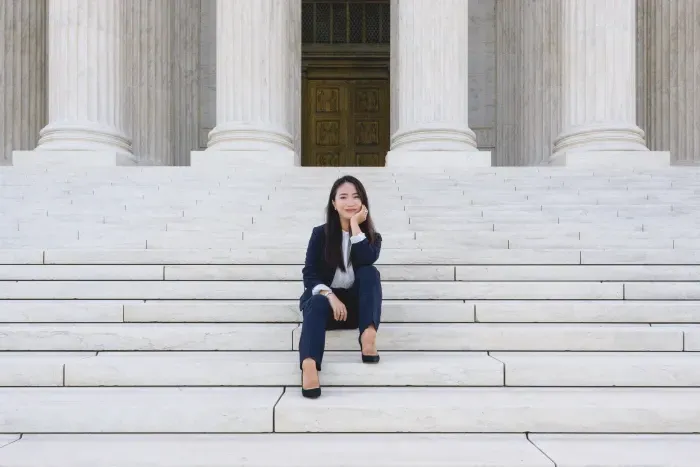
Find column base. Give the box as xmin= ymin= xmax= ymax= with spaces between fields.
xmin=11 ymin=150 xmax=137 ymax=167
xmin=36 ymin=122 xmax=133 ymax=154
xmin=548 ymin=151 xmax=671 ymax=168
xmin=553 ymin=124 xmax=649 ymax=155
xmin=190 ymin=150 xmax=296 ymax=168
xmin=206 ymin=123 xmax=294 ymax=153
xmin=385 ymin=150 xmax=492 ymax=168
xmin=390 ymin=124 xmax=479 ymax=152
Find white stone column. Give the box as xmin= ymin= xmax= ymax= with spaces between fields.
xmin=172 ymin=0 xmax=201 ymax=166
xmin=642 ymin=0 xmax=700 ymax=165
xmin=386 ymin=0 xmax=490 ymax=167
xmin=552 ymin=0 xmax=669 ymax=167
xmin=1 ymin=0 xmax=46 ymax=166
xmin=496 ymin=0 xmax=561 ymax=166
xmin=124 ymin=0 xmax=173 ymax=166
xmin=192 ymin=0 xmax=300 ymax=167
xmin=13 ymin=0 xmax=133 ymax=167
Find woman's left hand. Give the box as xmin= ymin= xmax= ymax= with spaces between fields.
xmin=352 ymin=205 xmax=368 ymax=224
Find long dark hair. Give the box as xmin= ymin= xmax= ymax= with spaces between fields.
xmin=324 ymin=175 xmax=378 ymax=271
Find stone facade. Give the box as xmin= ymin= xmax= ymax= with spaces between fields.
xmin=1 ymin=0 xmax=697 ymax=166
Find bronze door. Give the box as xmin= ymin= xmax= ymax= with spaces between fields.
xmin=303 ymin=78 xmax=389 ymax=167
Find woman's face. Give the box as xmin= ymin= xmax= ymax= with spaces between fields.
xmin=332 ymin=182 xmax=363 ymax=220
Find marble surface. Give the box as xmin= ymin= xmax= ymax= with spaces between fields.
xmin=60 ymin=351 xmax=503 ymax=387
xmin=36 ymin=0 xmax=132 ymax=155
xmin=205 ymin=0 xmax=299 ymax=154
xmin=0 ymin=434 xmax=555 ymax=467
xmin=0 ymin=166 xmax=699 ymax=444
xmin=274 ymin=387 xmax=700 ymax=433
xmin=290 ymin=323 xmax=682 ymax=352
xmin=553 ymin=0 xmax=649 ymax=159
xmin=389 ymin=0 xmax=478 ymax=153
xmin=0 ymin=387 xmax=281 ymax=432
xmin=530 ymin=434 xmax=700 ymax=467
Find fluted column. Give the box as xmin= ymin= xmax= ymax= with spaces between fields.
xmin=552 ymin=0 xmax=668 ymax=166
xmin=0 ymin=0 xmax=46 ymax=165
xmin=496 ymin=0 xmax=561 ymax=166
xmin=642 ymin=0 xmax=700 ymax=164
xmin=172 ymin=0 xmax=201 ymax=166
xmin=519 ymin=0 xmax=562 ymax=166
xmin=387 ymin=0 xmax=490 ymax=167
xmin=124 ymin=0 xmax=173 ymax=165
xmin=197 ymin=0 xmax=299 ymax=166
xmin=35 ymin=0 xmax=132 ymax=157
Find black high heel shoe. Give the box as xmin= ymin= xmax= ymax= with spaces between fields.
xmin=358 ymin=335 xmax=380 ymax=364
xmin=301 ymin=369 xmax=321 ymax=399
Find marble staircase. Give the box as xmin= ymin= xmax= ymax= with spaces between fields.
xmin=1 ymin=165 xmax=700 ymax=466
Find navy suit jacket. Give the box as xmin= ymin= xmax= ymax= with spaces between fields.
xmin=299 ymin=224 xmax=382 ymax=308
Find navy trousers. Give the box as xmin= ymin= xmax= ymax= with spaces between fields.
xmin=298 ymin=265 xmax=382 ymax=369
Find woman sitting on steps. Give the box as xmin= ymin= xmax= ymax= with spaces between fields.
xmin=298 ymin=175 xmax=383 ymax=399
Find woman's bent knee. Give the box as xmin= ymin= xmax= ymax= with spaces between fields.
xmin=305 ymin=294 xmax=332 ymax=315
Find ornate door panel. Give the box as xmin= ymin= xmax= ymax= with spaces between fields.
xmin=305 ymin=80 xmax=348 ymax=167
xmin=303 ymin=78 xmax=389 ymax=167
xmin=350 ymin=80 xmax=388 ymax=166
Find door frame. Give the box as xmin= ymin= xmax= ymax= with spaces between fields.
xmin=301 ymin=47 xmax=389 ymax=167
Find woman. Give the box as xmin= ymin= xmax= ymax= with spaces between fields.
xmin=298 ymin=175 xmax=383 ymax=399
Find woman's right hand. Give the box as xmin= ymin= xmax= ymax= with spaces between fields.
xmin=328 ymin=294 xmax=347 ymax=321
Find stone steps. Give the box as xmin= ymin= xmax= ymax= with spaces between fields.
xmin=3 ymin=279 xmax=700 ymax=300
xmin=2 ymin=387 xmax=699 ymax=434
xmin=3 ymin=236 xmax=698 ymax=249
xmin=273 ymin=387 xmax=700 ymax=433
xmin=0 ymin=280 xmax=633 ymax=300
xmin=2 ymin=351 xmax=700 ymax=388
xmin=4 ymin=299 xmax=700 ymax=323
xmin=0 ymin=323 xmax=690 ymax=351
xmin=5 ymin=237 xmax=697 ymax=250
xmin=7 ymin=434 xmax=697 ymax=467
xmin=2 ymin=166 xmax=700 ymax=463
xmin=6 ymin=248 xmax=700 ymax=264
xmin=4 ymin=264 xmax=700 ymax=281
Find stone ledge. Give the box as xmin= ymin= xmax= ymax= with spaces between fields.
xmin=11 ymin=151 xmax=138 ymax=167
xmin=290 ymin=323 xmax=682 ymax=352
xmin=0 ymin=352 xmax=92 ymax=386
xmin=2 ymin=299 xmax=699 ymax=324
xmin=0 ymin=323 xmax=683 ymax=352
xmin=189 ymin=150 xmax=296 ymax=168
xmin=124 ymin=300 xmax=471 ymax=323
xmin=274 ymin=387 xmax=700 ymax=433
xmin=38 ymin=248 xmax=582 ymax=265
xmin=0 ymin=280 xmax=624 ymax=300
xmin=491 ymin=352 xmax=700 ymax=386
xmin=0 ymin=387 xmax=281 ymax=433
xmin=58 ymin=351 xmax=502 ymax=387
xmin=0 ymin=323 xmax=297 ymax=351
xmin=529 ymin=434 xmax=700 ymax=467
xmin=0 ymin=434 xmax=552 ymax=467
xmin=475 ymin=300 xmax=700 ymax=323
xmin=0 ymin=301 xmax=124 ymax=323
xmin=385 ymin=150 xmax=493 ymax=167
xmin=549 ymin=150 xmax=671 ymax=168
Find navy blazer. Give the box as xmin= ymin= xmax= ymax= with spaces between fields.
xmin=299 ymin=224 xmax=382 ymax=308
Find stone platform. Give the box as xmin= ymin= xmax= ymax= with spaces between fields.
xmin=1 ymin=165 xmax=699 ymax=466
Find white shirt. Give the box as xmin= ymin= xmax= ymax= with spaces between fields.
xmin=312 ymin=230 xmax=366 ymax=295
